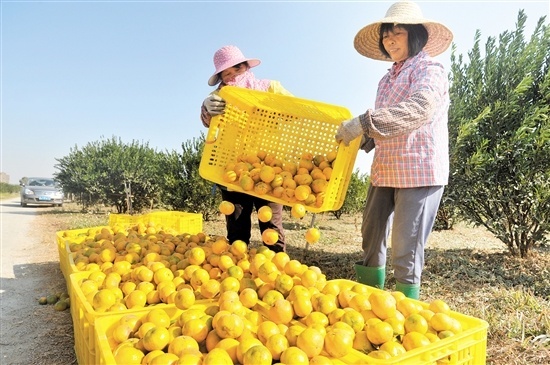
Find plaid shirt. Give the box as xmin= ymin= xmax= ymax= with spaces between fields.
xmin=359 ymin=51 xmax=450 ymax=188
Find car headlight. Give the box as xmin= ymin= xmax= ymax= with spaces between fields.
xmin=24 ymin=188 xmax=35 ymax=195
xmin=53 ymin=191 xmax=64 ymax=198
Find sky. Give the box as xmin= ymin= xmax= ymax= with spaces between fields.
xmin=1 ymin=0 xmax=549 ymax=185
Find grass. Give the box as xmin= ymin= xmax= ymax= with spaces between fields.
xmin=36 ymin=202 xmax=550 ymax=364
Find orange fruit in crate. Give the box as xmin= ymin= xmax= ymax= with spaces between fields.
xmin=353 ymin=330 xmax=376 ymax=353
xmin=142 ymin=326 xmax=170 ymax=352
xmin=274 ymin=273 xmax=294 ymax=296
xmin=212 ymin=238 xmax=229 ymax=255
xmin=429 ymin=312 xmax=456 ymax=332
xmin=271 ymin=174 xmax=284 ymax=188
xmin=290 ymin=204 xmax=307 ymax=219
xmin=260 ymin=165 xmax=276 ymax=183
xmin=384 ymin=316 xmax=405 ymax=336
xmin=261 ymin=289 xmax=284 ymax=306
xmin=215 ymin=313 xmax=245 ymax=339
xmin=299 ymin=268 xmax=318 ymax=288
xmin=305 ymin=227 xmax=321 ymax=244
xmin=201 ymin=279 xmax=221 ymax=299
xmin=429 ymin=299 xmax=451 ymax=314
xmin=397 ymin=297 xmax=423 ymax=317
xmin=92 ymin=289 xmax=116 ymax=312
xmin=153 ymin=267 xmax=174 ymax=285
xmin=284 ymin=259 xmax=303 ymax=277
xmin=294 ymin=185 xmax=311 ymax=201
xmin=230 ymin=239 xmax=247 ymax=256
xmin=324 ymin=328 xmax=354 ymax=358
xmin=402 ymin=331 xmax=431 ymax=351
xmin=223 ymin=170 xmax=237 ymax=183
xmin=149 ymin=353 xmax=179 ymax=364
xmin=280 ymin=346 xmax=310 ymax=365
xmin=243 ymin=344 xmax=273 ymax=365
xmin=174 ymin=288 xmax=195 ymax=310
xmin=240 ymin=175 xmax=255 ymax=191
xmin=168 ymin=335 xmax=199 ymax=356
xmin=261 ymin=228 xmax=279 ymax=246
xmin=268 ymin=299 xmax=294 ymax=325
xmin=182 ymin=317 xmax=210 ymax=343
xmin=257 ymin=320 xmax=281 ymax=343
xmin=236 ymin=338 xmax=264 ymax=364
xmin=380 ymin=340 xmax=407 ymax=356
xmin=187 ymin=247 xmax=206 ymax=266
xmin=296 ymin=327 xmax=325 ymax=358
xmin=203 ymin=347 xmax=234 ymax=365
xmin=340 ymin=309 xmax=366 ymax=333
xmin=215 ymin=338 xmax=240 ymax=363
xmin=366 ymin=321 xmax=394 ymax=345
xmin=227 ymin=265 xmax=244 ymax=280
xmin=310 ymin=355 xmax=334 ymax=365
xmin=219 ymin=201 xmax=235 ymax=215
xmin=265 ymin=333 xmax=289 ymax=360
xmin=257 ymin=206 xmax=273 ymax=222
xmin=369 ymin=291 xmax=397 ymax=320
xmin=239 ymin=287 xmax=258 ymax=308
xmin=146 ymin=308 xmax=171 ymax=328
xmin=404 ymin=313 xmax=429 ymax=334
xmin=114 ymin=346 xmax=145 ymax=364
xmin=254 ymin=181 xmax=271 ymax=195
xmin=311 ymin=179 xmax=328 ymax=194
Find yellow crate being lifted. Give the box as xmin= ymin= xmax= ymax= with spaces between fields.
xmin=199 ymin=86 xmax=361 ymax=213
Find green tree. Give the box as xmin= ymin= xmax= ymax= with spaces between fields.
xmin=55 ymin=136 xmax=163 ymax=213
xmin=159 ymin=133 xmax=221 ymax=221
xmin=444 ymin=11 xmax=549 ymax=257
xmin=331 ymin=169 xmax=370 ymax=219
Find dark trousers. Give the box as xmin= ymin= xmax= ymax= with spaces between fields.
xmin=220 ymin=188 xmax=286 ymax=252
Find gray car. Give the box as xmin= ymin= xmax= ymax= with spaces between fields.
xmin=20 ymin=177 xmax=64 ymax=207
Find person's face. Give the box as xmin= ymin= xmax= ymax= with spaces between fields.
xmin=220 ymin=62 xmax=248 ymax=84
xmin=382 ymin=26 xmax=409 ymax=62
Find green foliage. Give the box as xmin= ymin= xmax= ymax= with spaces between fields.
xmin=159 ymin=133 xmax=221 ymax=221
xmin=54 ymin=136 xmax=163 ymax=213
xmin=331 ymin=169 xmax=370 ymax=219
xmin=0 ymin=182 xmax=20 ymax=195
xmin=445 ymin=11 xmax=550 ymax=257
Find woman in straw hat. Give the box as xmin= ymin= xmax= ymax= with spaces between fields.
xmin=201 ymin=45 xmax=292 ymax=253
xmin=335 ymin=1 xmax=453 ymax=299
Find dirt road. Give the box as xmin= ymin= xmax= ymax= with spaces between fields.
xmin=0 ymin=198 xmax=76 ymax=365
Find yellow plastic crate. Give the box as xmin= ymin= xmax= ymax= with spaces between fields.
xmin=199 ymin=86 xmax=361 ymax=213
xmin=69 ymin=271 xmax=215 ymax=365
xmin=109 ymin=211 xmax=203 ymax=234
xmin=56 ymin=226 xmax=108 ymax=286
xmin=94 ymin=303 xmax=224 ymax=364
xmin=328 ymin=280 xmax=488 ymax=365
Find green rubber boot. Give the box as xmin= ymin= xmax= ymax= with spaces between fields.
xmin=354 ymin=262 xmax=385 ymax=289
xmin=395 ymin=282 xmax=420 ymax=300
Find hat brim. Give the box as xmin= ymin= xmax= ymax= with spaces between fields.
xmin=207 ymin=58 xmax=261 ymax=86
xmin=354 ymin=20 xmax=453 ymax=61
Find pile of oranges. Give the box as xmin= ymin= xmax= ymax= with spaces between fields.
xmin=65 ymin=217 xmax=464 ymax=364
xmin=221 ymin=150 xmax=338 ymax=209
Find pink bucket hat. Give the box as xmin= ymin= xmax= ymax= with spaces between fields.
xmin=207 ymin=45 xmax=261 ymax=86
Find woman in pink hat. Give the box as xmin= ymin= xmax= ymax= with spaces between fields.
xmin=201 ymin=45 xmax=292 ymax=253
xmin=335 ymin=1 xmax=454 ymax=299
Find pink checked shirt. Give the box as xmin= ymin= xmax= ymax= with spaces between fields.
xmin=359 ymin=51 xmax=450 ymax=188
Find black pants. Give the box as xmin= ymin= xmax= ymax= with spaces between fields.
xmin=220 ymin=188 xmax=286 ymax=252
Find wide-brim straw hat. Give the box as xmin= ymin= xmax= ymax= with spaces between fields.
xmin=208 ymin=45 xmax=261 ymax=86
xmin=354 ymin=1 xmax=453 ymax=61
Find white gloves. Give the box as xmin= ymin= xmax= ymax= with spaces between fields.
xmin=335 ymin=117 xmax=364 ymax=146
xmin=203 ymin=94 xmax=226 ymax=116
